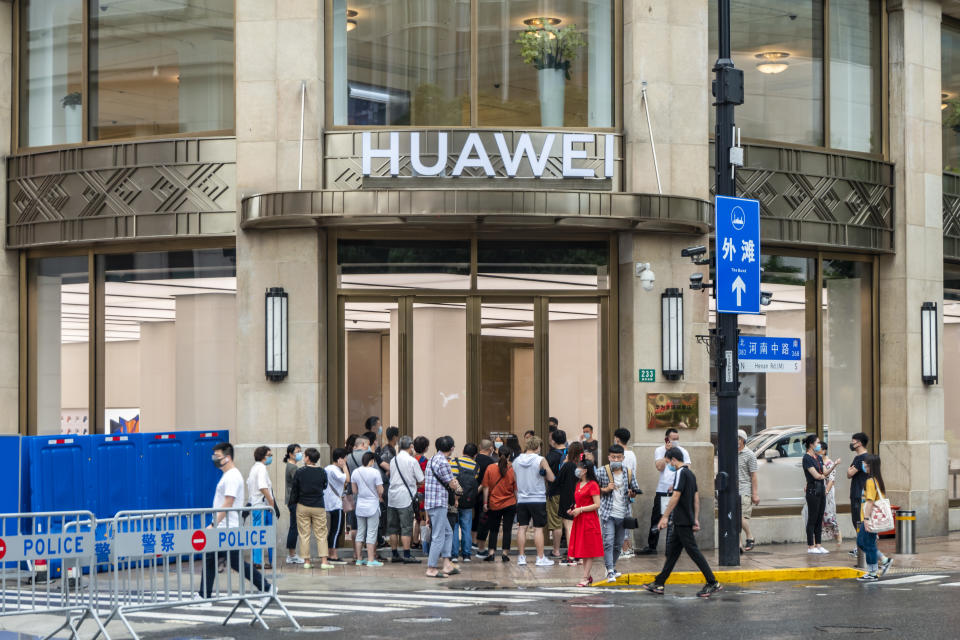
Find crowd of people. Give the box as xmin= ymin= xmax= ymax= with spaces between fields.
xmin=201 ymin=420 xmax=892 ymax=594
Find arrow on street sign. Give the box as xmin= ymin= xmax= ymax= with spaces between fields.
xmin=732 ymin=276 xmax=745 ymax=306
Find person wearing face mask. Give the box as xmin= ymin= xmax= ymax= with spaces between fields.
xmin=323 ymin=448 xmax=350 ymax=563
xmin=855 ymin=454 xmax=893 ymax=582
xmin=846 ymin=432 xmax=870 ymax=557
xmin=596 ymin=444 xmax=642 ymax=582
xmin=289 ymin=448 xmax=333 ymax=570
xmin=199 ymin=443 xmax=271 ymax=600
xmin=801 ymin=434 xmax=829 ymax=554
xmin=283 ymin=444 xmax=304 ymax=564
xmin=567 ymin=455 xmax=603 ymax=587
xmin=638 ymin=428 xmax=691 ymax=556
xmin=642 ymin=448 xmax=721 ymax=598
xmin=247 ymin=446 xmax=280 ymax=569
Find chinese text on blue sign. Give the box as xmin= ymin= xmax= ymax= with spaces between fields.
xmin=715 ymin=196 xmax=761 ymax=315
xmin=738 ymin=336 xmax=801 ymax=373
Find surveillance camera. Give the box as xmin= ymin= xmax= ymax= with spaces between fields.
xmin=760 ymin=291 xmax=773 ymax=306
xmin=689 ymin=273 xmax=704 ymax=291
xmin=635 ymin=262 xmax=655 ymax=291
xmin=681 ymin=246 xmax=707 ymax=258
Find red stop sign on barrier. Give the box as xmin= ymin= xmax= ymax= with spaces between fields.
xmin=0 ymin=538 xmax=6 ymax=560
xmin=191 ymin=530 xmax=207 ymax=551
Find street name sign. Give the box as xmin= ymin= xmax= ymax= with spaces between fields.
xmin=715 ymin=195 xmax=761 ymax=314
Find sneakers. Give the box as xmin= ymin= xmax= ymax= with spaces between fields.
xmin=856 ymin=572 xmax=879 ymax=582
xmin=516 ymin=555 xmax=527 ymax=566
xmin=619 ymin=549 xmax=635 ymax=559
xmin=878 ymin=557 xmax=893 ymax=577
xmin=285 ymin=555 xmax=305 ymax=565
xmin=501 ymin=554 xmax=510 ymax=562
xmin=366 ymin=560 xmax=384 ymax=567
xmin=696 ymin=582 xmax=723 ymax=598
xmin=391 ymin=555 xmax=404 ymax=564
xmin=402 ymin=556 xmax=422 ymax=564
xmin=328 ymin=558 xmax=347 ymax=565
xmin=642 ymin=582 xmax=664 ymax=595
xmin=483 ymin=554 xmax=496 ymax=563
xmin=476 ymin=549 xmax=490 ymax=558
xmin=535 ymin=556 xmax=555 ymax=567
xmin=816 ymin=546 xmax=829 ymax=554
xmin=636 ymin=547 xmax=657 ymax=556
xmin=559 ymin=557 xmax=578 ymax=566
xmin=302 ymin=562 xmax=312 ymax=569
xmin=451 ymin=556 xmax=460 ymax=563
xmin=462 ymin=556 xmax=472 ymax=563
xmin=320 ymin=563 xmax=335 ymax=570
xmin=848 ymin=548 xmax=860 ymax=558
xmin=190 ymin=593 xmax=213 ymax=609
xmin=807 ymin=548 xmax=821 ymax=554
xmin=604 ymin=571 xmax=617 ymax=583
xmin=355 ymin=559 xmax=367 ymax=566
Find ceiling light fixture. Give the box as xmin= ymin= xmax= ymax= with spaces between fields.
xmin=346 ymin=9 xmax=358 ymax=31
xmin=523 ymin=16 xmax=561 ymax=39
xmin=755 ymin=51 xmax=790 ymax=75
xmin=943 ymin=92 xmax=950 ymax=110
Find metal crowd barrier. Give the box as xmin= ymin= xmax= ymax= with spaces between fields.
xmin=0 ymin=510 xmax=108 ymax=640
xmin=94 ymin=506 xmax=299 ymax=640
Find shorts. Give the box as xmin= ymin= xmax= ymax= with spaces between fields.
xmin=740 ymin=494 xmax=753 ymax=519
xmin=386 ymin=505 xmax=415 ymax=537
xmin=517 ymin=502 xmax=548 ymax=528
xmin=546 ymin=495 xmax=562 ymax=531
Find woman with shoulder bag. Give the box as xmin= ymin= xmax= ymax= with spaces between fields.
xmin=856 ymin=454 xmax=893 ymax=582
xmin=801 ymin=434 xmax=828 ymax=554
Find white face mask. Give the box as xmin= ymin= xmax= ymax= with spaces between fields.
xmin=575 ymin=468 xmax=584 ymax=478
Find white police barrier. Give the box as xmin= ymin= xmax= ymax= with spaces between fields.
xmin=94 ymin=506 xmax=298 ymax=640
xmin=0 ymin=510 xmax=109 ymax=640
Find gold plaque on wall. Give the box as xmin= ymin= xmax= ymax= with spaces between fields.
xmin=646 ymin=393 xmax=699 ymax=430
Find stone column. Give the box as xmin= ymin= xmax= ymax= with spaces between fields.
xmin=621 ymin=1 xmax=714 ymax=548
xmin=235 ymin=1 xmax=326 ymax=446
xmin=0 ymin=3 xmax=18 ymax=435
xmin=880 ymin=0 xmax=948 ymax=536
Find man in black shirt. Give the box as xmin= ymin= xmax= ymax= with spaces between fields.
xmin=643 ymin=448 xmax=722 ymax=598
xmin=474 ymin=439 xmax=497 ymax=557
xmin=847 ymin=432 xmax=870 ymax=556
xmin=545 ymin=430 xmax=568 ymax=558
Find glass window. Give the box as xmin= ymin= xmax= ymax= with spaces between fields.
xmin=944 ymin=266 xmax=960 ymax=500
xmin=821 ymin=259 xmax=873 ymax=505
xmin=548 ymin=301 xmax=601 ymax=444
xmin=481 ymin=301 xmax=534 ymax=439
xmin=333 ymin=0 xmax=471 ymax=126
xmin=829 ymin=0 xmax=882 ymax=154
xmin=477 ymin=240 xmax=608 ymax=290
xmin=337 ymin=239 xmax=471 ymax=289
xmin=413 ymin=301 xmax=467 ymax=447
xmin=477 ymin=0 xmax=614 ymax=127
xmin=101 ymin=249 xmax=236 ymax=432
xmin=331 ymin=0 xmax=614 ymax=128
xmin=29 ymin=256 xmax=89 ymax=435
xmin=88 ymin=0 xmax=235 ymax=141
xmin=344 ymin=300 xmax=398 ymax=434
xmin=710 ymin=255 xmax=816 ymax=507
xmin=19 ymin=0 xmax=83 ymax=147
xmin=710 ymin=0 xmax=824 ymax=147
xmin=943 ymin=24 xmax=960 ymax=172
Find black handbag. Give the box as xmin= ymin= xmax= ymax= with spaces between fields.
xmin=623 ymin=516 xmax=639 ymax=530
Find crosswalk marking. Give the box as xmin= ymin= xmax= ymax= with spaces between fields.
xmin=415 ymin=588 xmax=585 ymax=598
xmin=876 ymin=574 xmax=948 ymax=585
xmin=939 ymin=582 xmax=960 ymax=587
xmin=290 ymin=590 xmax=540 ymax=605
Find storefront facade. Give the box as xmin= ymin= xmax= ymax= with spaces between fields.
xmin=2 ymin=0 xmax=956 ymax=539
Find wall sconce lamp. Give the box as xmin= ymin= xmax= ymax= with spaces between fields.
xmin=921 ymin=301 xmax=938 ymax=385
xmin=662 ymin=288 xmax=684 ymax=381
xmin=266 ymin=287 xmax=289 ymax=381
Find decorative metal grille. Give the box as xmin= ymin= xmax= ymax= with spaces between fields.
xmin=710 ymin=142 xmax=894 ymax=252
xmin=7 ymin=138 xmax=236 ymax=248
xmin=944 ymin=172 xmax=960 ymax=261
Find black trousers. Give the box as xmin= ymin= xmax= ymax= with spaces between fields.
xmin=805 ymin=488 xmax=826 ymax=546
xmin=285 ymin=504 xmax=298 ymax=551
xmin=647 ymin=492 xmax=669 ymax=549
xmin=486 ymin=505 xmax=517 ymax=553
xmin=850 ymin=496 xmax=862 ymax=532
xmin=200 ymin=549 xmax=270 ymax=598
xmin=327 ymin=509 xmax=344 ymax=551
xmin=654 ymin=524 xmax=716 ymax=586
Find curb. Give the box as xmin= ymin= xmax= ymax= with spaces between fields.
xmin=596 ymin=566 xmax=864 ymax=587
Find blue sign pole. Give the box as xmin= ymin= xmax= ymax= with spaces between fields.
xmin=715 ymin=196 xmax=761 ymax=315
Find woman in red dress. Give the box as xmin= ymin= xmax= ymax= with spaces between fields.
xmin=567 ymin=455 xmax=604 ymax=586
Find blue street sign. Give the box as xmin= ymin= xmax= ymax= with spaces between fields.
xmin=715 ymin=195 xmax=761 ymax=314
xmin=738 ymin=336 xmax=802 ymax=373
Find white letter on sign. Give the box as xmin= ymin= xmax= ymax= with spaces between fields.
xmin=494 ymin=133 xmax=555 ymax=177
xmin=562 ymin=133 xmax=594 ymax=178
xmin=410 ymin=132 xmax=448 ymax=176
xmin=452 ymin=133 xmax=495 ymax=176
xmin=362 ymin=131 xmax=399 ymax=176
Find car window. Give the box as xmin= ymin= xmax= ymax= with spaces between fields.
xmin=772 ymin=434 xmax=806 ymax=458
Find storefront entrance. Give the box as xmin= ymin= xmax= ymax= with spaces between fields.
xmin=332 ymin=236 xmax=615 ymax=450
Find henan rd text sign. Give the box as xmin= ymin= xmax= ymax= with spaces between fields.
xmin=361 ymin=131 xmax=615 ymax=180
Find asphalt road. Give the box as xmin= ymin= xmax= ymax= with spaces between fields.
xmin=6 ymin=573 xmax=960 ymax=640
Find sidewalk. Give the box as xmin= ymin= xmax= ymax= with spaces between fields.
xmin=274 ymin=532 xmax=960 ymax=590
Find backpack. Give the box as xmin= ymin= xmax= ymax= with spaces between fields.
xmin=454 ymin=458 xmax=480 ymax=509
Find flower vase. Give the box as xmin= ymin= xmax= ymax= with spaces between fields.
xmin=538 ymin=68 xmax=566 ymax=128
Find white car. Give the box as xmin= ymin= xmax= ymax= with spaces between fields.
xmin=717 ymin=426 xmax=854 ymax=508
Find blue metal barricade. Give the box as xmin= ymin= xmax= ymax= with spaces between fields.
xmin=0 ymin=510 xmax=109 ymax=640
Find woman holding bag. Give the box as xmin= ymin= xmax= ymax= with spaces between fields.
xmin=856 ymin=454 xmax=893 ymax=582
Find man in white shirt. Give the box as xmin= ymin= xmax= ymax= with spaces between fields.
xmin=613 ymin=428 xmax=639 ymax=558
xmin=200 ymin=443 xmax=271 ymax=599
xmin=387 ymin=436 xmax=425 ymax=563
xmin=247 ymin=446 xmax=279 ymax=568
xmin=637 ymin=428 xmax=691 ymax=555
